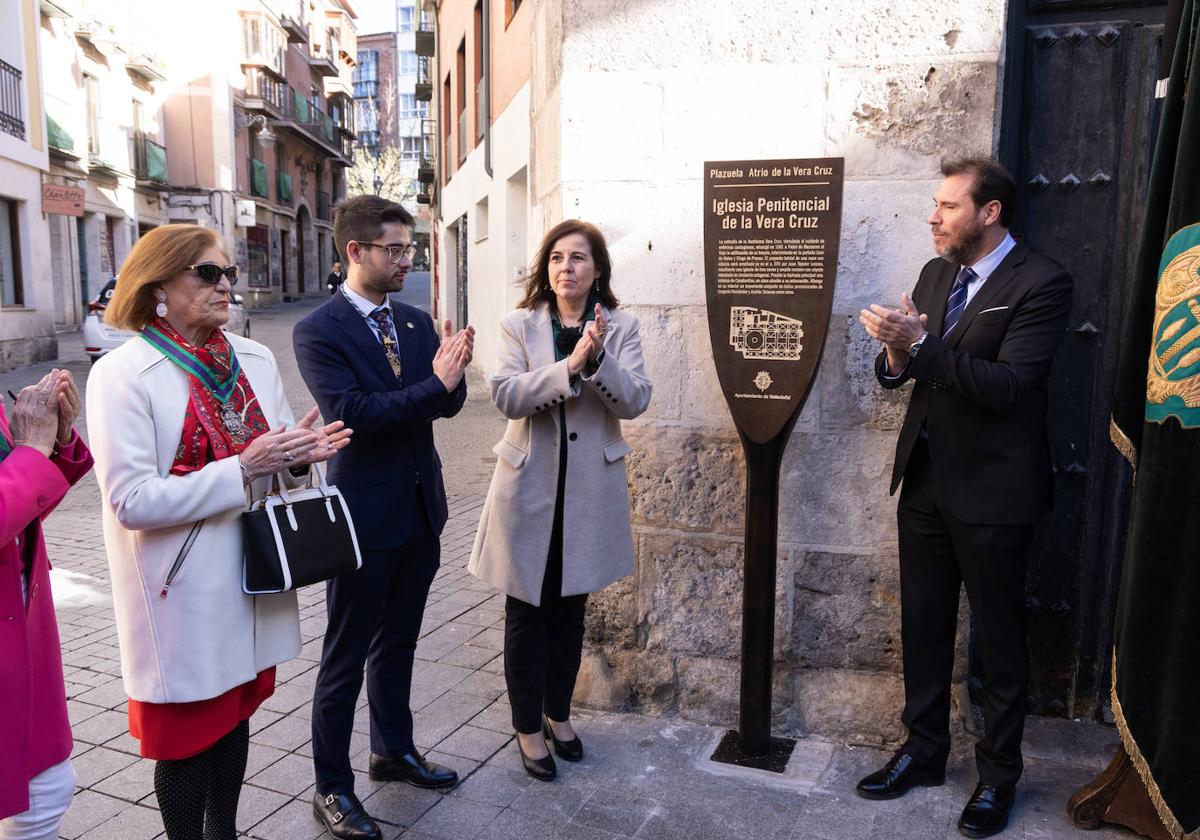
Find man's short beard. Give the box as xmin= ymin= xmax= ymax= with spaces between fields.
xmin=939 ymin=222 xmax=985 ymax=266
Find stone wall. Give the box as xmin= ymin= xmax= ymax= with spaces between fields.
xmin=529 ymin=0 xmax=1005 ymax=745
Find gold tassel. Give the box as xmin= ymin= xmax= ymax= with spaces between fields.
xmin=1111 ymin=649 xmax=1198 ymax=839
xmin=1110 ymin=417 xmax=1139 ymax=471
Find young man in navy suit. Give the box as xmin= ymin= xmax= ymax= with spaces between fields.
xmin=858 ymin=159 xmax=1073 ymax=838
xmin=295 ymin=196 xmax=474 ymax=840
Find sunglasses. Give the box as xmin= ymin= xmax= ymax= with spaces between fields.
xmin=187 ymin=264 xmax=240 ymax=285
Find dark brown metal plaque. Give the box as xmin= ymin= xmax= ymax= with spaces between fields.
xmin=704 ymin=157 xmax=844 ymax=760
xmin=704 ymin=158 xmax=844 ymax=444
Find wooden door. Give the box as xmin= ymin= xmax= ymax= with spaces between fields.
xmin=1000 ymin=0 xmax=1167 ymax=718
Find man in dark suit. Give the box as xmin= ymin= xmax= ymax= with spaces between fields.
xmin=295 ymin=195 xmax=474 ymax=840
xmin=326 ymin=260 xmax=345 ymax=294
xmin=857 ymin=158 xmax=1073 ymax=838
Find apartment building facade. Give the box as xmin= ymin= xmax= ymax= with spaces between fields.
xmin=39 ymin=0 xmax=172 ymax=334
xmin=2 ymin=0 xmax=357 ymax=372
xmin=426 ymin=0 xmax=530 ymax=369
xmin=0 ymin=0 xmax=54 ymax=369
xmin=354 ymin=1 xmax=431 ymax=267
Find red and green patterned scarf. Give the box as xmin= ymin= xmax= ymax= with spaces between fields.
xmin=140 ymin=318 xmax=270 ymax=475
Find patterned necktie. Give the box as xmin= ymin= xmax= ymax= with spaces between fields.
xmin=368 ymin=306 xmax=402 ymax=378
xmin=941 ymin=266 xmax=976 ymax=338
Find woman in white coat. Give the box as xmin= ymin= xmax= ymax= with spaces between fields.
xmin=86 ymin=225 xmax=351 ymax=840
xmin=469 ymin=220 xmax=651 ymax=780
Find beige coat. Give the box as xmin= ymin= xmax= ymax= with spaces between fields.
xmin=86 ymin=333 xmax=302 ymax=703
xmin=468 ymin=304 xmax=652 ymax=606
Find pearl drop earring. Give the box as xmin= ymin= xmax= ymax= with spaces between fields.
xmin=155 ymin=291 xmax=168 ymax=318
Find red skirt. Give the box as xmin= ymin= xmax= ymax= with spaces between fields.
xmin=128 ymin=668 xmax=276 ymax=760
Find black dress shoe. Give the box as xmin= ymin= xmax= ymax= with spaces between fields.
xmin=542 ymin=716 xmax=584 ymax=762
xmin=368 ymin=751 xmax=458 ymax=789
xmin=516 ymin=734 xmax=556 ymax=781
xmin=312 ymin=791 xmax=381 ymax=840
xmin=957 ymin=782 xmax=1015 ymax=838
xmin=856 ymin=752 xmax=946 ymax=800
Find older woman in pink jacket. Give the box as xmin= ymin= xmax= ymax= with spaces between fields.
xmin=0 ymin=369 xmax=91 ymax=840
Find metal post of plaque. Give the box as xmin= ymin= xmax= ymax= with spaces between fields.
xmin=703 ymin=157 xmax=844 ymax=769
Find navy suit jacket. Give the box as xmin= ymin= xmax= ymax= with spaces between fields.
xmin=875 ymin=243 xmax=1073 ymax=526
xmin=293 ymin=292 xmax=466 ymax=549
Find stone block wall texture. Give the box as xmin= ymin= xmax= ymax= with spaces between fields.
xmin=530 ymin=0 xmax=1004 ymax=746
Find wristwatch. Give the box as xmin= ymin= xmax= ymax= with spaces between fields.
xmin=908 ymin=331 xmax=929 ymax=357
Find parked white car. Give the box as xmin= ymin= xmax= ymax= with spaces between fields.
xmin=83 ymin=278 xmax=251 ymax=363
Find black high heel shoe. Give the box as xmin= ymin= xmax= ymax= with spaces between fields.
xmin=516 ymin=734 xmax=556 ymax=781
xmin=542 ymin=716 xmax=584 ymax=762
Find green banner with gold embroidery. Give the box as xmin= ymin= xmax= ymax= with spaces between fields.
xmin=1109 ymin=0 xmax=1200 ymax=836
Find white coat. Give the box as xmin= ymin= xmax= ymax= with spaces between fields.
xmin=86 ymin=332 xmax=302 ymax=704
xmin=468 ymin=304 xmax=652 ymax=606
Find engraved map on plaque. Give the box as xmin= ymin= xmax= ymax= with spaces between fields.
xmin=704 ymin=158 xmax=844 ymax=444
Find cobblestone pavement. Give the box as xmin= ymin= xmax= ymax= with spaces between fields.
xmin=2 ymin=300 xmax=1134 ymax=839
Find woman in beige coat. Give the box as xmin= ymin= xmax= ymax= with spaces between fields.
xmin=469 ymin=220 xmax=651 ymax=780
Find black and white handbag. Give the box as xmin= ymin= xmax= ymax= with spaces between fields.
xmin=241 ymin=463 xmax=363 ymax=594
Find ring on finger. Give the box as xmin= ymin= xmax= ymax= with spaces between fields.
xmin=283 ymin=451 xmax=294 ymax=462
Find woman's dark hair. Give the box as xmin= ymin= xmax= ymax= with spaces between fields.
xmin=939 ymin=157 xmax=1017 ymax=228
xmin=517 ymin=219 xmax=619 ymax=310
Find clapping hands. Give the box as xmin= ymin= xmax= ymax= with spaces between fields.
xmin=238 ymin=407 xmax=353 ymax=480
xmin=567 ymin=304 xmax=607 ymax=376
xmin=10 ymin=369 xmax=79 ymax=457
xmin=433 ymin=320 xmax=476 ymax=392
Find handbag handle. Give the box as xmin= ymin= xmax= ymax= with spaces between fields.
xmin=276 ymin=461 xmax=332 ymax=505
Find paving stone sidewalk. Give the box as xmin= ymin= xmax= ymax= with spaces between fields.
xmin=3 ymin=304 xmax=1134 ymax=840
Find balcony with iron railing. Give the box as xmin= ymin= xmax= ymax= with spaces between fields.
xmin=414 ymin=26 xmax=434 ymax=58
xmin=414 ymin=56 xmax=432 ymax=101
xmin=329 ymin=96 xmax=355 ymax=136
xmin=242 ymin=68 xmax=285 ymax=115
xmin=277 ymin=85 xmax=344 ymax=160
xmin=308 ymin=37 xmax=339 ymax=77
xmin=279 ymin=0 xmax=307 ymax=43
xmin=417 ymin=117 xmax=436 ymax=185
xmin=0 ymin=59 xmax=25 ymax=140
xmin=88 ymin=119 xmax=129 ymax=178
xmin=133 ymin=133 xmax=167 ymax=184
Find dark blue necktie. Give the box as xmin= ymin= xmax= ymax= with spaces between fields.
xmin=368 ymin=306 xmax=394 ymax=343
xmin=941 ymin=266 xmax=976 ymax=338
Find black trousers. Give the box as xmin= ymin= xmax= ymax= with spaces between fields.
xmin=897 ymin=440 xmax=1034 ymax=787
xmin=311 ymin=503 xmax=439 ymax=794
xmin=504 ymin=489 xmax=587 ymax=735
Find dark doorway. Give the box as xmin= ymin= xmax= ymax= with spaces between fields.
xmin=455 ymin=214 xmax=469 ymax=330
xmin=297 ymin=204 xmax=313 ymax=296
xmin=999 ymin=0 xmax=1168 ymax=719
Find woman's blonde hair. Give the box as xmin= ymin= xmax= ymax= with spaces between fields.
xmin=105 ymin=225 xmax=225 ymax=331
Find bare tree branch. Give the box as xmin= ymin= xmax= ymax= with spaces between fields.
xmin=348 ymin=76 xmax=418 ymax=206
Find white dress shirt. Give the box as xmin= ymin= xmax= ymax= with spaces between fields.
xmin=883 ymin=233 xmax=1018 ymax=377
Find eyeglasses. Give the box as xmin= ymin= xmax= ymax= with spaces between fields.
xmin=357 ymin=242 xmax=416 ymax=263
xmin=187 ymin=264 xmax=240 ymax=285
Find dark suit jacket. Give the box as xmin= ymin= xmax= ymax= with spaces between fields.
xmin=876 ymin=242 xmax=1073 ymax=525
xmin=293 ymin=293 xmax=466 ymax=549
